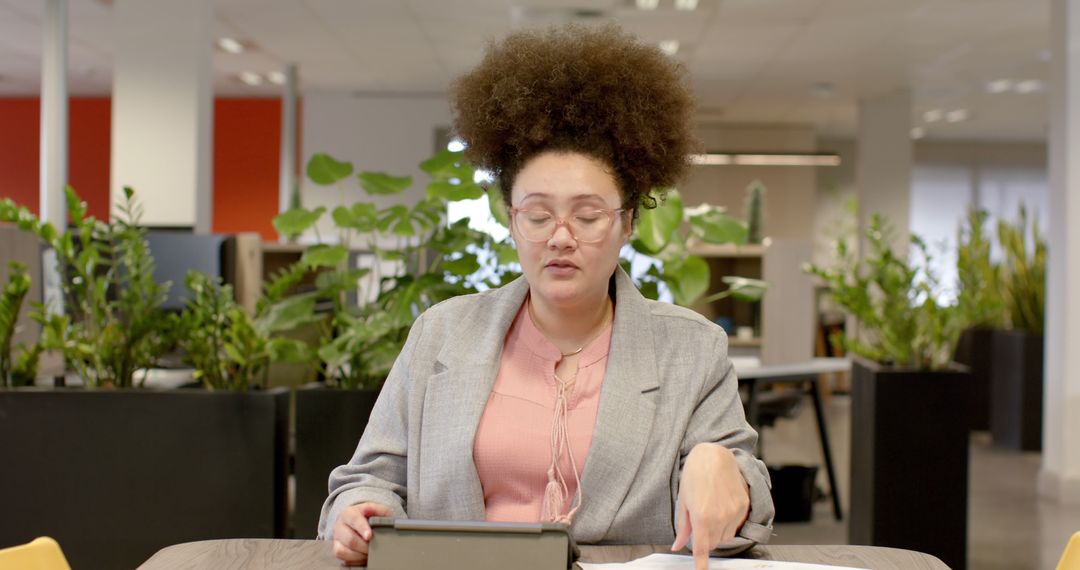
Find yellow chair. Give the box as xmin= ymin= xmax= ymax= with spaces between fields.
xmin=0 ymin=537 xmax=71 ymax=570
xmin=1060 ymin=531 xmax=1080 ymax=570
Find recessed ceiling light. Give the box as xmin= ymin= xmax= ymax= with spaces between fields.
xmin=659 ymin=40 xmax=680 ymax=56
xmin=910 ymin=127 xmax=926 ymax=140
xmin=986 ymin=79 xmax=1013 ymax=94
xmin=267 ymin=71 xmax=287 ymax=85
xmin=238 ymin=71 xmax=263 ymax=86
xmin=674 ymin=0 xmax=699 ymax=10
xmin=636 ymin=0 xmax=660 ymax=9
xmin=923 ymin=109 xmax=944 ymax=123
xmin=945 ymin=109 xmax=969 ymax=123
xmin=217 ymin=37 xmax=244 ymax=54
xmin=446 ymin=138 xmax=466 ymax=152
xmin=1015 ymin=79 xmax=1045 ymax=94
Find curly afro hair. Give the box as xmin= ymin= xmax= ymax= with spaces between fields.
xmin=450 ymin=23 xmax=696 ymax=212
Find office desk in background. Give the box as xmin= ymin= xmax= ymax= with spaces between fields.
xmin=736 ymin=357 xmax=850 ymax=522
xmin=137 ymin=539 xmax=949 ymax=569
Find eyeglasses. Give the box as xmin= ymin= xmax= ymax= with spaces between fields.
xmin=509 ymin=207 xmax=627 ymax=243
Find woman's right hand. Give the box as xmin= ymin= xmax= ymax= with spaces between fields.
xmin=331 ymin=502 xmax=393 ymax=566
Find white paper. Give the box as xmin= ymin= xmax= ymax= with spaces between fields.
xmin=577 ymin=553 xmax=869 ymax=570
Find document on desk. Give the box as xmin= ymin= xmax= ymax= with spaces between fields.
xmin=578 ymin=553 xmax=868 ymax=570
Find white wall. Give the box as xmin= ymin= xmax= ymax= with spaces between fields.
xmin=110 ymin=0 xmax=213 ymax=230
xmin=814 ymin=139 xmax=1048 ymax=297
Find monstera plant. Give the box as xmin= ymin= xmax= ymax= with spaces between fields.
xmin=274 ymin=149 xmax=519 ymax=389
xmin=627 ymin=189 xmax=768 ymax=306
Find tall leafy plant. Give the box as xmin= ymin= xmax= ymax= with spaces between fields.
xmin=0 ymin=187 xmax=172 ymax=388
xmin=955 ymin=207 xmax=1005 ymax=329
xmin=803 ymin=214 xmax=965 ymax=370
xmin=628 ymin=189 xmax=767 ymax=306
xmin=274 ymin=149 xmax=519 ymax=388
xmin=173 ymin=268 xmax=315 ymax=391
xmin=0 ymin=262 xmax=42 ymax=387
xmin=997 ymin=204 xmax=1046 ymax=333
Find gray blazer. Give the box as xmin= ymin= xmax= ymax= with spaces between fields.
xmin=319 ymin=268 xmax=774 ymax=550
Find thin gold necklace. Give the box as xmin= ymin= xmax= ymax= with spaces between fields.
xmin=528 ymin=296 xmax=612 ymax=359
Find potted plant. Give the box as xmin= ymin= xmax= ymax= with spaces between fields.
xmin=279 ymin=149 xmax=521 ymax=537
xmin=989 ymin=204 xmax=1046 ymax=451
xmin=0 ymin=261 xmax=41 ymax=387
xmin=953 ymin=207 xmax=1006 ymax=430
xmin=0 ymin=189 xmax=297 ymax=568
xmin=803 ymin=213 xmax=970 ymax=570
xmin=626 ymin=188 xmax=767 ymax=307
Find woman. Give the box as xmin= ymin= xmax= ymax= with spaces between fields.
xmin=320 ymin=24 xmax=774 ymax=569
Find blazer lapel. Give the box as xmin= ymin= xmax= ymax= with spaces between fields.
xmin=571 ymin=268 xmax=660 ymax=542
xmin=417 ymin=276 xmax=529 ymax=521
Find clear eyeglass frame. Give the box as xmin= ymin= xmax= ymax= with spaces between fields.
xmin=508 ymin=206 xmax=627 ymax=243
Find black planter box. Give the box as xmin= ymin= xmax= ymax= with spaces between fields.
xmin=989 ymin=330 xmax=1044 ymax=451
xmin=0 ymin=388 xmax=289 ymax=569
xmin=849 ymin=359 xmax=970 ymax=570
xmin=953 ymin=327 xmax=995 ymax=431
xmin=293 ymin=385 xmax=380 ymax=539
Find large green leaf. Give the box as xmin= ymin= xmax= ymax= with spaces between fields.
xmin=273 ymin=207 xmax=326 ymax=239
xmin=315 ymin=267 xmax=370 ymax=291
xmin=301 ymin=244 xmax=348 ymax=268
xmin=487 ymin=186 xmax=510 ymax=227
xmin=442 ymin=253 xmax=481 ymax=276
xmin=331 ymin=203 xmax=377 ymax=232
xmin=317 ymin=333 xmax=353 ymax=369
xmin=721 ymin=276 xmax=768 ymax=302
xmin=494 ymin=241 xmax=519 ymax=265
xmin=635 ymin=190 xmax=683 ymax=254
xmin=420 ymin=149 xmax=474 ymax=180
xmin=426 ymin=180 xmax=485 ymax=201
xmin=307 ymin=153 xmax=354 ymax=185
xmin=267 ymin=337 xmax=313 ymax=363
xmin=376 ymin=205 xmax=416 ymax=236
xmin=687 ymin=204 xmax=748 ymax=245
xmin=256 ymin=293 xmax=318 ymax=335
xmin=662 ymin=255 xmax=709 ymax=306
xmin=359 ymin=172 xmax=412 ymax=195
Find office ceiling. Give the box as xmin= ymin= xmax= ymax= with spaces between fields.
xmin=0 ymin=0 xmax=1052 ymax=141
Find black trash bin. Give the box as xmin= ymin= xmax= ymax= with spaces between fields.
xmin=768 ymin=464 xmax=819 ymax=523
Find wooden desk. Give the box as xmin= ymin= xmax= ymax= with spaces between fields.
xmin=738 ymin=358 xmax=851 ymax=522
xmin=138 ymin=539 xmax=949 ymax=569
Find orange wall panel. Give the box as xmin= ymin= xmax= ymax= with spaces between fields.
xmin=0 ymin=98 xmax=42 ymax=215
xmin=0 ymin=97 xmax=288 ymax=237
xmin=0 ymin=97 xmax=112 ymax=221
xmin=69 ymin=98 xmax=111 ymax=221
xmin=213 ymin=98 xmax=281 ymax=240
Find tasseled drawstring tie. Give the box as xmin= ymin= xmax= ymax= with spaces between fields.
xmin=541 ymin=369 xmax=583 ymax=525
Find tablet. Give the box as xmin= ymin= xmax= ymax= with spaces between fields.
xmin=367 ymin=517 xmax=579 ymax=570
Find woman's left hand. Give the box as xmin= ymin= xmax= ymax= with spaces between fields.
xmin=671 ymin=442 xmax=751 ymax=570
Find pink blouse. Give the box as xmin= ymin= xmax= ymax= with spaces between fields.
xmin=472 ymin=302 xmax=613 ymax=523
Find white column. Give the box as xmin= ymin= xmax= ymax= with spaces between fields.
xmin=39 ymin=0 xmax=67 ymax=228
xmin=110 ymin=0 xmax=214 ymax=231
xmin=1039 ymin=0 xmax=1080 ymax=508
xmin=279 ymin=63 xmax=299 ymax=215
xmin=854 ymin=90 xmax=913 ymax=253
